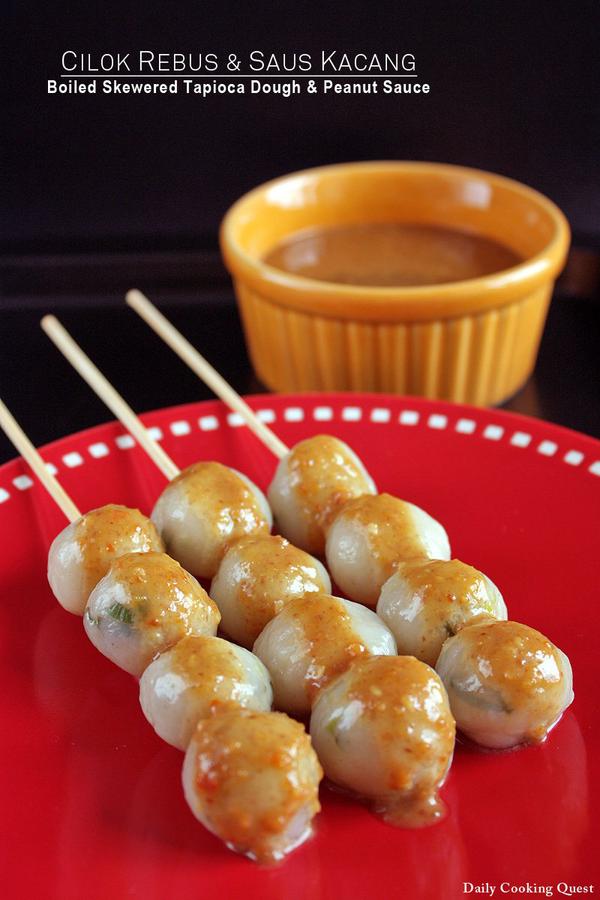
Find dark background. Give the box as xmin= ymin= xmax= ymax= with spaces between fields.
xmin=5 ymin=0 xmax=600 ymax=255
xmin=1 ymin=0 xmax=600 ymax=460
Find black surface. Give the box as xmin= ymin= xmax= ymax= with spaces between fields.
xmin=0 ymin=291 xmax=598 ymax=466
xmin=4 ymin=0 xmax=600 ymax=259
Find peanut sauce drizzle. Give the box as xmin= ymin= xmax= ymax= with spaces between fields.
xmin=346 ymin=656 xmax=455 ymax=826
xmin=454 ymin=621 xmax=568 ymax=741
xmin=176 ymin=461 xmax=270 ymax=544
xmin=287 ymin=435 xmax=374 ymax=550
xmin=193 ymin=710 xmax=322 ymax=864
xmin=108 ymin=551 xmax=220 ymax=632
xmin=398 ymin=558 xmax=498 ymax=663
xmin=229 ymin=534 xmax=328 ymax=643
xmin=170 ymin=635 xmax=247 ymax=713
xmin=290 ymin=594 xmax=369 ymax=701
xmin=341 ymin=492 xmax=426 ymax=575
xmin=77 ymin=504 xmax=163 ymax=596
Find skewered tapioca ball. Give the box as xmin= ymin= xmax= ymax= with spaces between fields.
xmin=253 ymin=593 xmax=396 ymax=716
xmin=84 ymin=551 xmax=220 ymax=678
xmin=182 ymin=709 xmax=323 ymax=864
xmin=325 ymin=493 xmax=451 ymax=607
xmin=310 ymin=655 xmax=455 ymax=828
xmin=139 ymin=635 xmax=273 ymax=750
xmin=151 ymin=461 xmax=272 ymax=581
xmin=47 ymin=504 xmax=164 ymax=615
xmin=435 ymin=620 xmax=574 ymax=749
xmin=377 ymin=558 xmax=507 ymax=666
xmin=268 ymin=435 xmax=376 ymax=556
xmin=210 ymin=533 xmax=331 ymax=648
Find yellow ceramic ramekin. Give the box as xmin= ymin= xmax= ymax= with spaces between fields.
xmin=220 ymin=162 xmax=570 ymax=405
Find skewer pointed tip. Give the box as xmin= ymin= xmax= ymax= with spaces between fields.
xmin=126 ymin=289 xmax=144 ymax=306
xmin=40 ymin=313 xmax=57 ymax=331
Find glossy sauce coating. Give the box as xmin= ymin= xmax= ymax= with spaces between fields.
xmin=436 ymin=620 xmax=574 ymax=748
xmin=341 ymin=493 xmax=423 ymax=566
xmin=210 ymin=533 xmax=331 ymax=647
xmin=179 ymin=461 xmax=270 ymax=542
xmin=139 ymin=635 xmax=272 ymax=750
xmin=152 ymin=461 xmax=271 ymax=579
xmin=294 ymin=594 xmax=370 ymax=701
xmin=84 ymin=551 xmax=220 ymax=677
xmin=66 ymin=505 xmax=163 ymax=610
xmin=310 ymin=656 xmax=455 ymax=827
xmin=325 ymin=492 xmax=450 ymax=607
xmin=182 ymin=709 xmax=322 ymax=863
xmin=377 ymin=558 xmax=506 ymax=666
xmin=264 ymin=222 xmax=521 ymax=287
xmin=289 ymin=435 xmax=374 ymax=530
xmin=105 ymin=551 xmax=219 ymax=632
xmin=268 ymin=435 xmax=376 ymax=556
xmin=253 ymin=593 xmax=396 ymax=715
xmin=170 ymin=634 xmax=243 ymax=687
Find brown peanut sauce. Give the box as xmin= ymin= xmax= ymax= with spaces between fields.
xmin=264 ymin=222 xmax=522 ymax=287
xmin=346 ymin=656 xmax=455 ymax=827
xmin=402 ymin=558 xmax=497 ymax=624
xmin=170 ymin=635 xmax=247 ymax=711
xmin=176 ymin=461 xmax=270 ymax=541
xmin=77 ymin=504 xmax=163 ymax=595
xmin=456 ymin=621 xmax=567 ymax=740
xmin=341 ymin=493 xmax=426 ymax=575
xmin=229 ymin=534 xmax=328 ymax=642
xmin=290 ymin=594 xmax=369 ymax=701
xmin=286 ymin=435 xmax=374 ymax=548
xmin=109 ymin=551 xmax=219 ymax=629
xmin=193 ymin=710 xmax=322 ymax=864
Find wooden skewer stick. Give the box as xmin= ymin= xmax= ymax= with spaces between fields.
xmin=0 ymin=397 xmax=81 ymax=522
xmin=125 ymin=289 xmax=289 ymax=460
xmin=41 ymin=315 xmax=180 ymax=482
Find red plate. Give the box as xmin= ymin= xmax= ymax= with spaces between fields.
xmin=1 ymin=393 xmax=598 ymax=899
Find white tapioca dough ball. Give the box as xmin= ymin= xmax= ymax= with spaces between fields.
xmin=139 ymin=635 xmax=272 ymax=750
xmin=210 ymin=533 xmax=331 ymax=648
xmin=84 ymin=551 xmax=220 ymax=677
xmin=325 ymin=493 xmax=451 ymax=607
xmin=253 ymin=593 xmax=396 ymax=716
xmin=377 ymin=558 xmax=507 ymax=666
xmin=151 ymin=461 xmax=272 ymax=580
xmin=268 ymin=435 xmax=376 ymax=556
xmin=47 ymin=504 xmax=164 ymax=615
xmin=435 ymin=620 xmax=574 ymax=749
xmin=182 ymin=709 xmax=323 ymax=864
xmin=310 ymin=655 xmax=455 ymax=827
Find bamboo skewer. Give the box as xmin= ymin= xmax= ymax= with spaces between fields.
xmin=41 ymin=316 xmax=180 ymax=482
xmin=125 ymin=289 xmax=289 ymax=460
xmin=0 ymin=397 xmax=81 ymax=522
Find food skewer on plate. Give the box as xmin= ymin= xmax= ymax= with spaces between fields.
xmin=125 ymin=292 xmax=453 ymax=606
xmin=0 ymin=350 xmax=323 ymax=862
xmin=39 ymin=315 xmax=396 ymax=715
xmin=0 ymin=393 xmax=221 ymax=677
xmin=125 ymin=289 xmax=379 ymax=557
xmin=41 ymin=315 xmax=273 ymax=581
xmin=3 ymin=361 xmax=321 ymax=864
xmin=0 ymin=397 xmax=165 ymax=615
xmin=40 ymin=315 xmax=337 ymax=650
xmin=4 ymin=316 xmax=578 ymax=862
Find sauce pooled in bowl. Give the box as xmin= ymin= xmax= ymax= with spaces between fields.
xmin=263 ymin=223 xmax=522 ymax=287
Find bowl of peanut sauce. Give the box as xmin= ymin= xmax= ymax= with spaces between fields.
xmin=220 ymin=162 xmax=569 ymax=405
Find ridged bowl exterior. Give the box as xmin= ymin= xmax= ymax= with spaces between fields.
xmin=235 ymin=281 xmax=552 ymax=405
xmin=221 ymin=163 xmax=569 ymax=406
